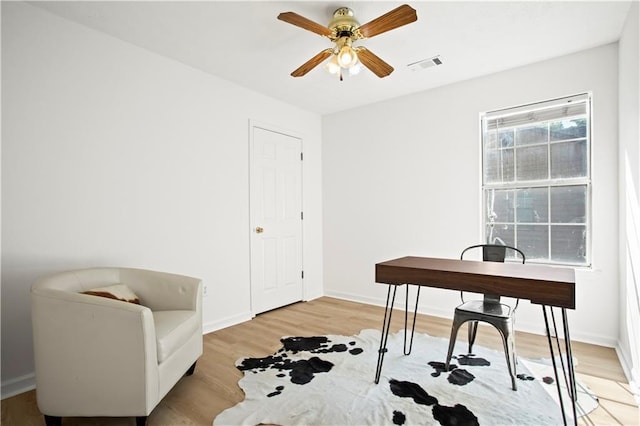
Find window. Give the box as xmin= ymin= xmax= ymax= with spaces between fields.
xmin=481 ymin=93 xmax=591 ymax=266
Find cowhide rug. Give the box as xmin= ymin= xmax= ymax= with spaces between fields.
xmin=214 ymin=329 xmax=598 ymax=425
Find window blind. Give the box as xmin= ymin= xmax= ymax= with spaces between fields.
xmin=484 ymin=93 xmax=589 ymax=130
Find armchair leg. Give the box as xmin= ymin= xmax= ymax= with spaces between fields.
xmin=44 ymin=415 xmax=62 ymax=426
xmin=136 ymin=416 xmax=148 ymax=426
xmin=185 ymin=361 xmax=197 ymax=376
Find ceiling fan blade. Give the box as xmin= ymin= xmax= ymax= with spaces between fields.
xmin=357 ymin=4 xmax=417 ymax=39
xmin=278 ymin=12 xmax=334 ymax=38
xmin=291 ymin=49 xmax=333 ymax=77
xmin=356 ymin=48 xmax=394 ymax=78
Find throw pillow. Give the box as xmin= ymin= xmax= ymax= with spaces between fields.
xmin=82 ymin=284 xmax=141 ymax=304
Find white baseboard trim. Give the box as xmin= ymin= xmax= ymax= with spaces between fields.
xmin=1 ymin=372 xmax=35 ymax=400
xmin=304 ymin=291 xmax=324 ymax=302
xmin=615 ymin=344 xmax=640 ymax=402
xmin=324 ymin=290 xmax=617 ymax=347
xmin=5 ymin=296 xmax=623 ymax=400
xmin=203 ymin=311 xmax=253 ymax=335
xmin=325 ymin=289 xmax=460 ymax=321
xmin=203 ymin=296 xmax=327 ymax=334
xmin=567 ymin=330 xmax=617 ymax=348
xmin=323 ymin=290 xmax=389 ymax=310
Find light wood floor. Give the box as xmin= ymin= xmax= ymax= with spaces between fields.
xmin=2 ymin=297 xmax=638 ymax=425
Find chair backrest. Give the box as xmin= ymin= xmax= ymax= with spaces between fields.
xmin=460 ymin=244 xmax=526 ymax=304
xmin=461 ymin=244 xmax=526 ymax=264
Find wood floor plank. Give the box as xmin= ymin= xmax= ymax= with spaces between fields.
xmin=1 ymin=297 xmax=638 ymax=425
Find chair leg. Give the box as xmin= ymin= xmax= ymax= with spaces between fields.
xmin=498 ymin=330 xmax=517 ymax=391
xmin=467 ymin=320 xmax=478 ymax=353
xmin=136 ymin=416 xmax=148 ymax=426
xmin=44 ymin=415 xmax=62 ymax=426
xmin=185 ymin=361 xmax=197 ymax=376
xmin=445 ymin=317 xmax=464 ymax=370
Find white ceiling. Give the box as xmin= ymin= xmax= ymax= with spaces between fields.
xmin=30 ymin=1 xmax=632 ymax=115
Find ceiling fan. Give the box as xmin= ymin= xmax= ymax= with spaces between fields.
xmin=277 ymin=4 xmax=417 ymax=79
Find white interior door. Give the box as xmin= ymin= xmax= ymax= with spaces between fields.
xmin=250 ymin=124 xmax=303 ymax=315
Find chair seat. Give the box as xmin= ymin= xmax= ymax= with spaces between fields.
xmin=446 ymin=244 xmax=525 ymax=391
xmin=153 ymin=310 xmax=199 ymax=363
xmin=456 ymin=300 xmax=513 ymax=318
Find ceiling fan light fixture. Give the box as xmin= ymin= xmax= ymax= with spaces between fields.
xmin=348 ymin=61 xmax=362 ymax=75
xmin=324 ymin=55 xmax=341 ymax=74
xmin=337 ymin=45 xmax=358 ymax=68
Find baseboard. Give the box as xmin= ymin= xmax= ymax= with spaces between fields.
xmin=303 ymin=290 xmax=324 ymax=302
xmin=325 ymin=289 xmax=464 ymax=322
xmin=326 ymin=289 xmax=545 ymax=332
xmin=324 ymin=290 xmax=617 ymax=347
xmin=615 ymin=344 xmax=640 ymax=402
xmin=203 ymin=295 xmax=327 ymax=334
xmin=203 ymin=311 xmax=253 ymax=334
xmin=1 ymin=372 xmax=35 ymax=400
xmin=567 ymin=330 xmax=617 ymax=348
xmin=324 ymin=289 xmax=388 ymax=310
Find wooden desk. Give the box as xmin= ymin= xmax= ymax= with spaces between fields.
xmin=376 ymin=256 xmax=575 ymax=307
xmin=374 ymin=256 xmax=577 ymax=425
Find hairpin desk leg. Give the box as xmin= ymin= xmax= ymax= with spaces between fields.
xmin=375 ymin=284 xmax=398 ymax=384
xmin=550 ymin=308 xmax=578 ymax=405
xmin=542 ymin=306 xmax=578 ymax=426
xmin=404 ymin=285 xmax=421 ymax=355
xmin=562 ymin=308 xmax=578 ymax=418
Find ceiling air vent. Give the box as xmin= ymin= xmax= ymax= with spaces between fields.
xmin=407 ymin=55 xmax=443 ymax=72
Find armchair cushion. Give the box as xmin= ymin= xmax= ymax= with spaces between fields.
xmin=153 ymin=310 xmax=199 ymax=363
xmin=82 ymin=284 xmax=141 ymax=305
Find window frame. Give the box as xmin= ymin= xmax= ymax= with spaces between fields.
xmin=480 ymin=93 xmax=592 ymax=267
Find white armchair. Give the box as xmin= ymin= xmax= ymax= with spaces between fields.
xmin=31 ymin=267 xmax=203 ymax=426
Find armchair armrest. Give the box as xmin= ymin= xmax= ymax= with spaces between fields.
xmin=31 ymin=288 xmax=159 ymax=416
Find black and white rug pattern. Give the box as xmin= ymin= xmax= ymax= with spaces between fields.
xmin=214 ymin=329 xmax=598 ymax=425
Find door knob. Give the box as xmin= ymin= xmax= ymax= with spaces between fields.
xmin=255 ymin=227 xmax=264 ymax=234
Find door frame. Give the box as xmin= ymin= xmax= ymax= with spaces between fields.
xmin=248 ymin=119 xmax=305 ymax=316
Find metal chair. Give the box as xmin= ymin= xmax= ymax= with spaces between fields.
xmin=444 ymin=244 xmax=526 ymax=391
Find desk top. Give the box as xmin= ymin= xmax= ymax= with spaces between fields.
xmin=376 ymin=256 xmax=575 ymax=309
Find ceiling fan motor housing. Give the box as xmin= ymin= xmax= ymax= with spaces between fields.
xmin=329 ymin=7 xmax=360 ymax=39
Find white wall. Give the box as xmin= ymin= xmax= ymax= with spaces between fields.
xmin=1 ymin=2 xmax=323 ymax=397
xmin=618 ymin=1 xmax=640 ymax=398
xmin=323 ymin=43 xmax=620 ymax=347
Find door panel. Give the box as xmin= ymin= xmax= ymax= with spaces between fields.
xmin=250 ymin=125 xmax=303 ymax=314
